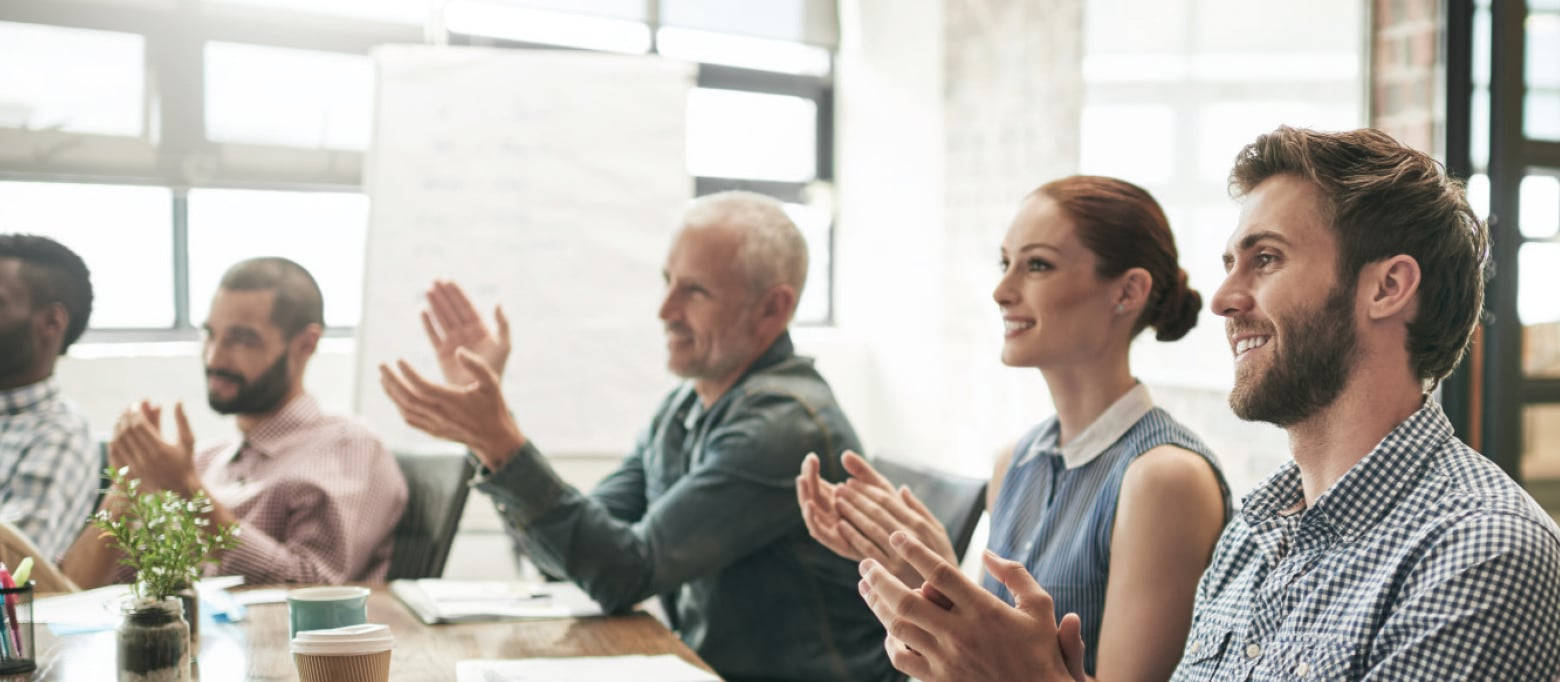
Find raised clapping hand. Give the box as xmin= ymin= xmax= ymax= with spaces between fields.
xmin=795 ymin=451 xmax=958 ymax=587
xmin=109 ymin=400 xmax=200 ymax=498
xmin=379 ymin=349 xmax=526 ymax=471
xmin=421 ymin=280 xmax=511 ymax=385
xmin=858 ymin=531 xmax=1087 ymax=682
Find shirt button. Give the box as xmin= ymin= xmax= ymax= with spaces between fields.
xmin=496 ymin=503 xmax=509 ymax=513
xmin=1245 ymin=643 xmax=1261 ymax=659
xmin=1188 ymin=640 xmax=1201 ymax=654
xmin=1294 ymin=662 xmax=1310 ymax=677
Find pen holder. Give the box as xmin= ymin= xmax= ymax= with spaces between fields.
xmin=0 ymin=581 xmax=34 ymax=674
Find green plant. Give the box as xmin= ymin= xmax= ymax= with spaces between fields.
xmin=90 ymin=467 xmax=241 ymax=604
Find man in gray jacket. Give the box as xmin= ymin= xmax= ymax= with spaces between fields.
xmin=380 ymin=191 xmax=893 ymax=682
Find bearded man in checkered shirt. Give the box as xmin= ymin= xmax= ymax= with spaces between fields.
xmin=852 ymin=127 xmax=1560 ymax=681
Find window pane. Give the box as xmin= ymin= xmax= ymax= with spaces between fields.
xmin=500 ymin=0 xmax=646 ymax=20
xmin=0 ymin=182 xmax=172 ymax=329
xmin=1080 ymin=104 xmax=1174 ymax=185
xmin=1519 ymin=242 xmax=1560 ymax=327
xmin=1528 ymin=322 xmax=1560 ymax=379
xmin=1521 ymin=173 xmax=1560 ymax=239
xmin=443 ymin=1 xmax=651 ymax=53
xmin=205 ymin=43 xmax=373 ymax=150
xmin=1468 ymin=173 xmax=1491 ymax=219
xmin=1522 ymin=403 xmax=1560 ymax=483
xmin=0 ymin=22 xmax=144 ymax=136
xmin=206 ymin=0 xmax=429 ymax=23
xmin=686 ymin=88 xmax=816 ymax=181
xmin=1527 ymin=11 xmax=1560 ymax=89
xmin=187 ymin=189 xmax=368 ymax=327
xmin=783 ymin=203 xmax=831 ymax=324
xmin=1525 ymin=89 xmax=1560 ymax=141
xmin=661 ymin=0 xmax=836 ymax=46
xmin=657 ymin=27 xmax=831 ymax=76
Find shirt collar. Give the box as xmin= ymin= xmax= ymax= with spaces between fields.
xmin=1240 ymin=397 xmax=1451 ymax=543
xmin=0 ymin=376 xmax=61 ymax=416
xmin=1018 ymin=382 xmax=1154 ymax=470
xmin=236 ymin=392 xmax=323 ymax=459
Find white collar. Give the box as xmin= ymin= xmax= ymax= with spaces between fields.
xmin=1019 ymin=382 xmax=1155 ymax=470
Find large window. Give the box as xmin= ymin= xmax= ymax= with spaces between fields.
xmin=1077 ymin=0 xmax=1366 ymax=391
xmin=0 ymin=0 xmax=838 ymax=339
xmin=1448 ymin=0 xmax=1560 ymax=516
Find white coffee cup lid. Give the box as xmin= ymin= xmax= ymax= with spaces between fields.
xmin=290 ymin=623 xmax=394 ymax=656
xmin=288 ymin=586 xmax=371 ymax=601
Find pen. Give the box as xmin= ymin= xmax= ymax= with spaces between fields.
xmin=0 ymin=565 xmax=20 ymax=653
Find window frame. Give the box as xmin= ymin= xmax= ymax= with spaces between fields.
xmin=0 ymin=0 xmax=837 ymax=342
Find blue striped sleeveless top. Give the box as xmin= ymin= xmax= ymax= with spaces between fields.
xmin=980 ymin=386 xmax=1229 ymax=676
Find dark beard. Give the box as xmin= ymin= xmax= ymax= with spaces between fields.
xmin=0 ymin=317 xmax=34 ymax=379
xmin=207 ymin=351 xmax=292 ymax=415
xmin=1229 ymin=284 xmax=1358 ymax=427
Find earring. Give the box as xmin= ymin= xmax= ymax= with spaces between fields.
xmin=1113 ymin=303 xmax=1125 ymax=314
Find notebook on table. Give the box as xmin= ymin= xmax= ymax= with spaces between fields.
xmin=389 ymin=579 xmax=603 ymax=625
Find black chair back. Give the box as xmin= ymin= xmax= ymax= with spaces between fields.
xmin=869 ymin=457 xmax=988 ymax=562
xmin=387 ymin=453 xmax=475 ymax=580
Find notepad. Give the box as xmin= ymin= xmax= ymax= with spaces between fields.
xmin=390 ymin=579 xmax=603 ymax=624
xmin=455 ymin=655 xmax=719 ymax=682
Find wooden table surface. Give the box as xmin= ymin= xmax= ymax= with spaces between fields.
xmin=13 ymin=585 xmax=715 ymax=681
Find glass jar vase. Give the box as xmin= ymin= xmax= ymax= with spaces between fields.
xmin=117 ymin=598 xmax=190 ymax=682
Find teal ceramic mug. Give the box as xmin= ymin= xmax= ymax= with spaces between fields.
xmin=287 ymin=586 xmax=370 ymax=638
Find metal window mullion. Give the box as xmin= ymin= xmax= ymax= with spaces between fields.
xmin=1442 ymin=0 xmax=1477 ymax=446
xmin=173 ymin=190 xmax=191 ymax=330
xmin=1481 ymin=0 xmax=1527 ymax=475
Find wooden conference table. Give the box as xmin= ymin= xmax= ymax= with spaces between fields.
xmin=15 ymin=585 xmax=716 ymax=681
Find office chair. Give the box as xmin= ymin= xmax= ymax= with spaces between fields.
xmin=387 ymin=453 xmax=476 ymax=580
xmin=0 ymin=519 xmax=79 ymax=593
xmin=869 ymin=456 xmax=989 ymax=561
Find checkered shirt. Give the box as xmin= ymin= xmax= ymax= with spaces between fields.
xmin=195 ymin=393 xmax=407 ymax=584
xmin=0 ymin=377 xmax=97 ymax=561
xmin=1171 ymin=399 xmax=1560 ymax=681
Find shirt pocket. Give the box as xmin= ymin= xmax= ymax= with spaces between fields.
xmin=1254 ymin=638 xmax=1351 ymax=681
xmin=1178 ymin=626 xmax=1235 ymax=674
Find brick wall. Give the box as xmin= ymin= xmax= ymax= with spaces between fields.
xmin=1372 ymin=0 xmax=1442 ymax=154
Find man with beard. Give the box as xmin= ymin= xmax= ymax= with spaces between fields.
xmin=379 ymin=192 xmax=894 ymax=682
xmin=850 ymin=127 xmax=1560 ymax=682
xmin=62 ymin=257 xmax=407 ymax=586
xmin=0 ymin=234 xmax=96 ymax=562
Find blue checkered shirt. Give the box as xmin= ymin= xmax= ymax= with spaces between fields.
xmin=1171 ymin=399 xmax=1560 ymax=681
xmin=0 ymin=377 xmax=97 ymax=561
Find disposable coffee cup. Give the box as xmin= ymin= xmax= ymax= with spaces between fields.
xmin=290 ymin=623 xmax=393 ymax=682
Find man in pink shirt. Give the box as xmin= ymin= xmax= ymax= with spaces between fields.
xmin=64 ymin=257 xmax=407 ymax=585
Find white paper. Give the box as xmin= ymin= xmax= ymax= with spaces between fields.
xmin=29 ymin=584 xmax=129 ymax=630
xmin=456 ymin=655 xmax=719 ymax=682
xmin=33 ymin=577 xmax=252 ymax=630
xmin=355 ymin=46 xmax=694 ymax=455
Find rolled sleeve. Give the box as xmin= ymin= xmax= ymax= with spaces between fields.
xmin=474 ymin=441 xmax=574 ymax=526
xmin=480 ymin=392 xmax=830 ymax=614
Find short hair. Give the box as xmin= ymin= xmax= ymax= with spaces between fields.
xmin=218 ymin=257 xmax=324 ymax=337
xmin=1229 ymin=126 xmax=1487 ymax=387
xmin=0 ymin=233 xmax=93 ymax=354
xmin=681 ymin=191 xmax=809 ymax=301
xmin=1033 ymin=176 xmax=1201 ymax=342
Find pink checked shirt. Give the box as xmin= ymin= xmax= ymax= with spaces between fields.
xmin=194 ymin=393 xmax=407 ymax=584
